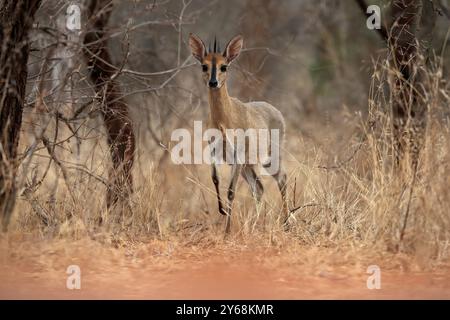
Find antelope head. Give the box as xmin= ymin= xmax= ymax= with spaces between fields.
xmin=189 ymin=33 xmax=243 ymax=89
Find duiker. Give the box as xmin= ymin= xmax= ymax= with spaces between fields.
xmin=189 ymin=33 xmax=288 ymax=233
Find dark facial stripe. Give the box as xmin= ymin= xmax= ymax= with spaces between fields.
xmin=210 ymin=56 xmax=217 ymax=83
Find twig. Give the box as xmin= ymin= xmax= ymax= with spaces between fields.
xmin=398 ymin=161 xmax=419 ymax=250
xmin=289 ymin=203 xmax=320 ymax=214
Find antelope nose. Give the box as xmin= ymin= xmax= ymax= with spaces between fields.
xmin=209 ymin=80 xmax=218 ymax=88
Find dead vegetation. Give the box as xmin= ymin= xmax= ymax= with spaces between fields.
xmin=1 ymin=0 xmax=450 ymax=274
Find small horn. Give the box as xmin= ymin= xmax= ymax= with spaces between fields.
xmin=213 ymin=35 xmax=217 ymax=53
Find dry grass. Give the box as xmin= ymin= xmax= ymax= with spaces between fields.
xmin=6 ymin=56 xmax=450 ymax=272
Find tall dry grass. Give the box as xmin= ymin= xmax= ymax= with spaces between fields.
xmin=7 ymin=54 xmax=450 ymax=266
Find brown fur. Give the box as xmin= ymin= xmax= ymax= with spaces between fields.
xmin=189 ymin=33 xmax=288 ymax=234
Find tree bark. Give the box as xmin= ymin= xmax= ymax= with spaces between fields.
xmin=390 ymin=0 xmax=421 ymax=120
xmin=83 ymin=0 xmax=135 ymax=211
xmin=355 ymin=0 xmax=436 ymax=163
xmin=390 ymin=0 xmax=436 ymax=163
xmin=0 ymin=0 xmax=41 ymax=231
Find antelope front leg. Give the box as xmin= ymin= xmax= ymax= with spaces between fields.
xmin=211 ymin=163 xmax=227 ymax=216
xmin=225 ymin=163 xmax=242 ymax=234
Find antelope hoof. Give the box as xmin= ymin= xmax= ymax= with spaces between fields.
xmin=282 ymin=216 xmax=293 ymax=232
xmin=224 ymin=215 xmax=231 ymax=234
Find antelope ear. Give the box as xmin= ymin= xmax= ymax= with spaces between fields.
xmin=223 ymin=35 xmax=243 ymax=64
xmin=189 ymin=33 xmax=206 ymax=62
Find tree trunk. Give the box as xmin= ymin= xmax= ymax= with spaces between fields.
xmin=83 ymin=0 xmax=135 ymax=212
xmin=389 ymin=0 xmax=435 ymax=164
xmin=355 ymin=0 xmax=436 ymax=164
xmin=390 ymin=0 xmax=421 ymax=117
xmin=0 ymin=0 xmax=41 ymax=231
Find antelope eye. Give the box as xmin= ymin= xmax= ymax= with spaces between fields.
xmin=202 ymin=64 xmax=208 ymax=72
xmin=220 ymin=65 xmax=228 ymax=72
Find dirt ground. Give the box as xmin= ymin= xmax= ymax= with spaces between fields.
xmin=0 ymin=237 xmax=449 ymax=300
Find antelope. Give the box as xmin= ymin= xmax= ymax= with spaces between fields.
xmin=188 ymin=33 xmax=288 ymax=233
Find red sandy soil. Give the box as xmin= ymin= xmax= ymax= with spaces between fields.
xmin=0 ymin=238 xmax=449 ymax=299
